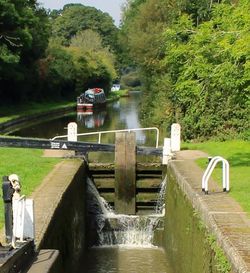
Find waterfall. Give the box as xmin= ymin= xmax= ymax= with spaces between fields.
xmin=155 ymin=176 xmax=167 ymax=215
xmin=86 ymin=176 xmax=166 ymax=247
xmin=99 ymin=215 xmax=160 ymax=247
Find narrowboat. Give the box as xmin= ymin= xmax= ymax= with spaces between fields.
xmin=77 ymin=88 xmax=106 ymax=112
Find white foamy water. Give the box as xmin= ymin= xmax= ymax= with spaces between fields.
xmin=86 ymin=176 xmax=166 ymax=247
xmin=155 ymin=175 xmax=167 ymax=214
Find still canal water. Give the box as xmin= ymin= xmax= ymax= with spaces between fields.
xmin=11 ymin=91 xmax=160 ymax=147
xmin=80 ymin=247 xmax=173 ymax=273
xmin=11 ymin=91 xmax=173 ymax=273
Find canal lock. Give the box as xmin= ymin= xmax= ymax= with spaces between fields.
xmin=80 ymin=132 xmax=169 ymax=272
xmin=86 ymin=165 xmax=166 ymax=248
xmin=0 ymin=93 xmax=237 ymax=273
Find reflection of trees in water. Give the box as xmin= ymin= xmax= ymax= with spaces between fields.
xmin=77 ymin=110 xmax=107 ymax=129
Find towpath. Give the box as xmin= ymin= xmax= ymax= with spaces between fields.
xmin=173 ymin=150 xmax=250 ymax=273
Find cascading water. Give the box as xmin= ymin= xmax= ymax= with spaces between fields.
xmin=99 ymin=215 xmax=161 ymax=247
xmin=155 ymin=175 xmax=167 ymax=215
xmin=86 ymin=176 xmax=166 ymax=248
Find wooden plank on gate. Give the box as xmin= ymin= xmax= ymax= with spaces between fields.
xmin=115 ymin=132 xmax=136 ymax=214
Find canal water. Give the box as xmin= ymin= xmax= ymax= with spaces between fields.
xmin=78 ymin=177 xmax=173 ymax=273
xmin=81 ymin=247 xmax=173 ymax=273
xmin=11 ymin=92 xmax=173 ymax=273
xmin=11 ymin=91 xmax=160 ymax=148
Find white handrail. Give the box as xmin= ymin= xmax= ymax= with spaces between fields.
xmin=52 ymin=127 xmax=160 ymax=148
xmin=202 ymin=156 xmax=230 ymax=194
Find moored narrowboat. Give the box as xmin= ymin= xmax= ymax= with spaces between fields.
xmin=77 ymin=88 xmax=106 ymax=112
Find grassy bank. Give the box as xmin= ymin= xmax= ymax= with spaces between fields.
xmin=0 ymin=101 xmax=75 ymax=124
xmin=0 ymin=90 xmax=129 ymax=124
xmin=107 ymin=89 xmax=129 ymax=102
xmin=0 ymin=148 xmax=62 ymax=229
xmin=183 ymin=140 xmax=250 ymax=215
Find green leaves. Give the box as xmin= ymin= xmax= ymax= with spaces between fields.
xmin=0 ymin=0 xmax=50 ymax=102
xmin=50 ymin=4 xmax=118 ymax=51
xmin=122 ymin=0 xmax=249 ymax=140
xmin=0 ymin=44 xmax=19 ymax=63
xmin=160 ymin=1 xmax=250 ymax=139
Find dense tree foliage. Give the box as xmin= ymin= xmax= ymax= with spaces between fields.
xmin=43 ymin=5 xmax=118 ymax=97
xmin=0 ymin=1 xmax=118 ymax=103
xmin=121 ymin=0 xmax=249 ymax=140
xmin=38 ymin=29 xmax=117 ymax=99
xmin=0 ymin=0 xmax=50 ymax=102
xmin=162 ymin=3 xmax=250 ymax=139
xmin=50 ymin=4 xmax=118 ymax=52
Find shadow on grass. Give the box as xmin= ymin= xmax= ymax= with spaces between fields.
xmin=227 ymin=153 xmax=250 ymax=167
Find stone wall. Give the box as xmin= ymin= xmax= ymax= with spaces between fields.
xmin=164 ymin=161 xmax=231 ymax=273
xmin=29 ymin=160 xmax=87 ymax=273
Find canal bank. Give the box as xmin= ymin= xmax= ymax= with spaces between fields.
xmin=29 ymin=159 xmax=87 ymax=273
xmin=0 ymin=106 xmax=75 ymax=135
xmin=0 ymin=90 xmax=127 ymax=136
xmin=0 ymin=158 xmax=88 ymax=273
xmin=165 ymin=154 xmax=250 ymax=273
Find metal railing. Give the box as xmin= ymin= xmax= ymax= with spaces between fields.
xmin=52 ymin=127 xmax=160 ymax=148
xmin=202 ymin=156 xmax=230 ymax=194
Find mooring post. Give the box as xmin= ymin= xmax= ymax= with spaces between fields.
xmin=115 ymin=132 xmax=136 ymax=214
xmin=2 ymin=176 xmax=14 ymax=243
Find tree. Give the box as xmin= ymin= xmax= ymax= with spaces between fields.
xmin=51 ymin=4 xmax=118 ymax=52
xmin=119 ymin=0 xmax=213 ymax=70
xmin=38 ymin=28 xmax=117 ymax=100
xmin=71 ymin=29 xmax=104 ymax=53
xmin=69 ymin=29 xmax=117 ymax=94
xmin=0 ymin=0 xmax=50 ymax=102
xmin=120 ymin=0 xmax=249 ymax=139
xmin=161 ymin=1 xmax=250 ymax=139
xmin=40 ymin=45 xmax=76 ymax=99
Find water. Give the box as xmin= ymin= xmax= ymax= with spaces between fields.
xmin=11 ymin=92 xmax=172 ymax=272
xmin=79 ymin=247 xmax=173 ymax=273
xmin=83 ymin=177 xmax=172 ymax=273
xmin=86 ymin=177 xmax=165 ymax=247
xmin=99 ymin=215 xmax=160 ymax=247
xmin=155 ymin=176 xmax=167 ymax=214
xmin=11 ymin=92 xmax=158 ymax=147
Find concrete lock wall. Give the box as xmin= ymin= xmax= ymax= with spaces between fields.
xmin=27 ymin=157 xmax=239 ymax=273
xmin=32 ymin=160 xmax=88 ymax=273
xmin=164 ymin=161 xmax=231 ymax=273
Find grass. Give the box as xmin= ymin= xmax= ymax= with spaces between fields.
xmin=0 ymin=148 xmax=62 ymax=229
xmin=183 ymin=140 xmax=250 ymax=215
xmin=107 ymin=89 xmax=129 ymax=102
xmin=0 ymin=101 xmax=75 ymax=124
xmin=206 ymin=234 xmax=231 ymax=273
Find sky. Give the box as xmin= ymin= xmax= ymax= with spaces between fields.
xmin=38 ymin=0 xmax=126 ymax=26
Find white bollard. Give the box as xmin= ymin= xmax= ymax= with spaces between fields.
xmin=162 ymin=138 xmax=171 ymax=165
xmin=171 ymin=123 xmax=181 ymax=152
xmin=67 ymin=122 xmax=78 ymax=141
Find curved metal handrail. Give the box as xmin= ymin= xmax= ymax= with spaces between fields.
xmin=202 ymin=156 xmax=230 ymax=194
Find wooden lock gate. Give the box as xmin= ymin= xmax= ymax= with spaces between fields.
xmin=0 ymin=135 xmax=164 ymax=215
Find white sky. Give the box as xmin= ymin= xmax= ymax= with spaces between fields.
xmin=38 ymin=0 xmax=126 ymax=26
